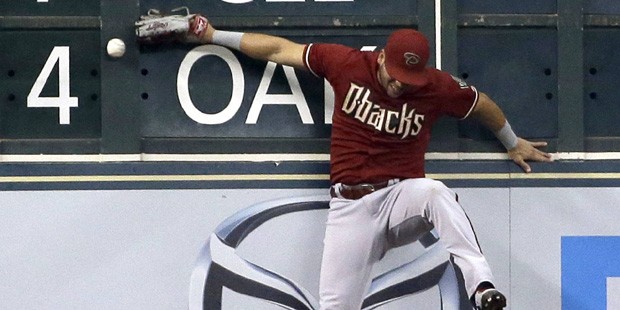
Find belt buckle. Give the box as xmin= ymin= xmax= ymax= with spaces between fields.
xmin=359 ymin=183 xmax=375 ymax=193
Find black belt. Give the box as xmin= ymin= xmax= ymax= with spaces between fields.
xmin=330 ymin=181 xmax=392 ymax=200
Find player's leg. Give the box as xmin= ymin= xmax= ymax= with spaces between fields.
xmin=318 ymin=197 xmax=385 ymax=310
xmin=386 ymin=178 xmax=495 ymax=299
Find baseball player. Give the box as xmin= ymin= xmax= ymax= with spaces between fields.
xmin=136 ymin=10 xmax=553 ymax=310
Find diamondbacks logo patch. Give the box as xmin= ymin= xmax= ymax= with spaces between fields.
xmin=404 ymin=52 xmax=422 ymax=66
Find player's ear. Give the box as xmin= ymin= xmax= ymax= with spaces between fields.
xmin=377 ymin=50 xmax=386 ymax=65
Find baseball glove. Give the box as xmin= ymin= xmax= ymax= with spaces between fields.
xmin=135 ymin=6 xmax=209 ymax=44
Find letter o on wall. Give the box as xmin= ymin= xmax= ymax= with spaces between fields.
xmin=177 ymin=45 xmax=245 ymax=124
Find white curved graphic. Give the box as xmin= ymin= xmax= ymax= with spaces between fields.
xmin=189 ymin=195 xmax=469 ymax=309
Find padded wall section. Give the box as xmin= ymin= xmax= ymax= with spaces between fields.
xmin=140 ymin=33 xmax=387 ymax=139
xmin=583 ymin=29 xmax=620 ymax=137
xmin=585 ymin=0 xmax=620 ymax=14
xmin=457 ymin=29 xmax=558 ymax=141
xmin=0 ymin=31 xmax=101 ymax=138
xmin=139 ymin=0 xmax=417 ymax=17
xmin=0 ymin=0 xmax=99 ymax=16
xmin=458 ymin=1 xmax=556 ymax=14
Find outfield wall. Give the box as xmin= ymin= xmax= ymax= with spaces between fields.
xmin=1 ymin=1 xmax=619 ymax=309
xmin=0 ymin=161 xmax=617 ymax=309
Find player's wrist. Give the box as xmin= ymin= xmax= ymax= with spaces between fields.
xmin=189 ymin=15 xmax=209 ymax=40
xmin=494 ymin=120 xmax=519 ymax=150
xmin=211 ymin=30 xmax=245 ymax=50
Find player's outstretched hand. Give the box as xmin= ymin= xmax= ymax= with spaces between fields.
xmin=507 ymin=138 xmax=553 ymax=173
xmin=135 ymin=7 xmax=212 ymax=44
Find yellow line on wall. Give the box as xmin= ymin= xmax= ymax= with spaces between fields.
xmin=425 ymin=173 xmax=511 ymax=179
xmin=509 ymin=173 xmax=620 ymax=179
xmin=428 ymin=173 xmax=620 ymax=180
xmin=0 ymin=173 xmax=616 ymax=183
xmin=0 ymin=174 xmax=330 ymax=183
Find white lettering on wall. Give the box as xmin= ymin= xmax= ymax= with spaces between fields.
xmin=27 ymin=46 xmax=78 ymax=125
xmin=246 ymin=62 xmax=313 ymax=124
xmin=177 ymin=45 xmax=245 ymax=124
xmin=177 ymin=44 xmax=374 ymax=126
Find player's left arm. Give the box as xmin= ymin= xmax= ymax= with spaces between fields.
xmin=470 ymin=92 xmax=553 ymax=173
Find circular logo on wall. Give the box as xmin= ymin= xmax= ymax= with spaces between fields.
xmin=189 ymin=196 xmax=469 ymax=309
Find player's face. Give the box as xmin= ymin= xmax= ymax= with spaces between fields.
xmin=377 ymin=53 xmax=411 ymax=98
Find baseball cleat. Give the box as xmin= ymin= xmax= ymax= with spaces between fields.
xmin=476 ymin=288 xmax=506 ymax=310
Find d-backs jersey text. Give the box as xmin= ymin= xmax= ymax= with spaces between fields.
xmin=303 ymin=43 xmax=478 ymax=184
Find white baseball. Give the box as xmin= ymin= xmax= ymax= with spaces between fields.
xmin=106 ymin=38 xmax=126 ymax=58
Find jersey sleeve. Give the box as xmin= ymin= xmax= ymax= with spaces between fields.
xmin=303 ymin=43 xmax=357 ymax=80
xmin=435 ymin=74 xmax=479 ymax=120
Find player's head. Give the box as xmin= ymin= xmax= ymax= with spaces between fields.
xmin=377 ymin=29 xmax=430 ymax=98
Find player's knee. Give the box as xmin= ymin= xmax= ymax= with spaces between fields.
xmin=402 ymin=179 xmax=457 ymax=214
xmin=402 ymin=178 xmax=452 ymax=198
xmin=426 ymin=179 xmax=452 ymax=197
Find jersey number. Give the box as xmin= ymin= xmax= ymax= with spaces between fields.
xmin=27 ymin=46 xmax=79 ymax=125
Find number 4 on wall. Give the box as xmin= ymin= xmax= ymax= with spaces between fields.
xmin=27 ymin=46 xmax=78 ymax=125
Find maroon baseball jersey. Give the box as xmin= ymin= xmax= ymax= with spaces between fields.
xmin=303 ymin=43 xmax=479 ymax=184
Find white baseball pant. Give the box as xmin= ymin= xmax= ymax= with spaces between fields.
xmin=318 ymin=178 xmax=495 ymax=309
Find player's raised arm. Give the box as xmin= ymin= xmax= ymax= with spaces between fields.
xmin=470 ymin=92 xmax=553 ymax=173
xmin=199 ymin=23 xmax=307 ymax=70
